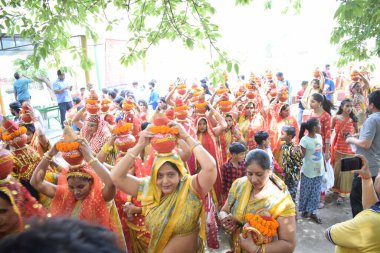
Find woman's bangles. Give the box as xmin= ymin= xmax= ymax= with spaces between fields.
xmin=42 ymin=152 xmax=52 ymax=162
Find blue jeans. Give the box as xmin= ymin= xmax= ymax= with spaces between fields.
xmin=58 ymin=101 xmax=73 ymax=129
xmin=298 ymin=108 xmax=304 ymax=125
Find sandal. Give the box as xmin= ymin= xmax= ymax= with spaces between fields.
xmin=310 ymin=213 xmax=322 ymax=224
xmin=301 ymin=212 xmax=309 ymax=218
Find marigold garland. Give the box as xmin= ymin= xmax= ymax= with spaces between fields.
xmin=245 ymin=83 xmax=254 ymax=89
xmin=174 ymin=105 xmax=189 ymax=112
xmin=216 ymin=88 xmax=229 ymax=95
xmin=101 ymin=99 xmax=111 ymax=104
xmin=218 ymin=100 xmax=232 ymax=106
xmin=176 ymin=84 xmax=187 ymax=90
xmin=123 ymin=102 xmax=134 ymax=110
xmin=2 ymin=126 xmax=27 ymax=141
xmin=245 ymin=213 xmax=279 ymax=238
xmin=56 ymin=142 xmax=80 ymax=152
xmin=86 ymin=99 xmax=98 ymax=105
xmin=112 ymin=123 xmax=133 ymax=135
xmin=149 ymin=126 xmax=179 ymax=135
xmin=194 ymin=102 xmax=207 ymax=109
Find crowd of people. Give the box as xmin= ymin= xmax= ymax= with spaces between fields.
xmin=1 ymin=66 xmax=379 ymax=253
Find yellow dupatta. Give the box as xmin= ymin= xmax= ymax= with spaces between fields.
xmin=137 ymin=152 xmax=202 ymax=253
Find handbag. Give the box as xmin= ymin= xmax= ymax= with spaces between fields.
xmin=196 ymin=176 xmax=219 ymax=249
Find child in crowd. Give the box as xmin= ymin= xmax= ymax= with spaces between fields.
xmin=299 ymin=118 xmax=324 ymax=224
xmin=221 ymin=142 xmax=247 ymax=200
xmin=254 ymin=131 xmax=273 ymax=168
xmin=280 ymin=125 xmax=303 ymax=203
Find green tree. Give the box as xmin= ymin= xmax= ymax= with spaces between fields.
xmin=330 ymin=0 xmax=380 ymax=68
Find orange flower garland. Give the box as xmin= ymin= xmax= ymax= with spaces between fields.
xmin=56 ymin=142 xmax=80 ymax=152
xmin=218 ymin=100 xmax=232 ymax=106
xmin=194 ymin=102 xmax=207 ymax=109
xmin=101 ymin=99 xmax=111 ymax=104
xmin=86 ymin=99 xmax=98 ymax=105
xmin=245 ymin=213 xmax=279 ymax=238
xmin=245 ymin=83 xmax=254 ymax=90
xmin=122 ymin=101 xmax=134 ymax=110
xmin=216 ymin=88 xmax=229 ymax=95
xmin=2 ymin=126 xmax=27 ymax=141
xmin=174 ymin=105 xmax=189 ymax=112
xmin=177 ymin=84 xmax=187 ymax=90
xmin=112 ymin=123 xmax=133 ymax=135
xmin=149 ymin=126 xmax=179 ymax=135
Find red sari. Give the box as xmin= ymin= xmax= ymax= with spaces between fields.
xmin=196 ymin=117 xmax=224 ymax=208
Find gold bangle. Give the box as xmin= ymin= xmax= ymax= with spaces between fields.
xmin=190 ymin=142 xmax=201 ymax=153
xmin=88 ymin=157 xmax=98 ymax=165
xmin=262 ymin=244 xmax=266 ymax=253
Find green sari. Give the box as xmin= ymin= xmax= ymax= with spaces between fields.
xmin=227 ymin=175 xmax=295 ymax=253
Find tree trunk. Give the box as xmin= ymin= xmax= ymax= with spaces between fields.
xmin=35 ymin=77 xmax=56 ymax=103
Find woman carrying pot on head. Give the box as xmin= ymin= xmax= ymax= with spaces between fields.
xmin=111 ymin=121 xmax=217 ymax=253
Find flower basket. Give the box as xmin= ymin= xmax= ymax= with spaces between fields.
xmin=115 ymin=134 xmax=136 ymax=152
xmin=86 ymin=103 xmax=100 ymax=114
xmin=0 ymin=149 xmax=13 ymax=180
xmin=242 ymin=214 xmax=279 ymax=246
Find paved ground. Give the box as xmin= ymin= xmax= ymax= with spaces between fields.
xmin=45 ymin=120 xmax=351 ymax=253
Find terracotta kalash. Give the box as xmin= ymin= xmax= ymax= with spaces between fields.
xmin=174 ymin=98 xmax=189 ymax=121
xmin=56 ymin=127 xmax=84 ymax=166
xmin=190 ymin=84 xmax=204 ymax=103
xmin=1 ymin=119 xmax=40 ymax=182
xmin=111 ymin=120 xmax=136 ymax=154
xmin=19 ymin=104 xmax=33 ymax=124
xmin=85 ymin=90 xmax=100 ymax=115
xmin=218 ymin=92 xmax=232 ymax=114
xmin=122 ymin=99 xmax=142 ymax=139
xmin=149 ymin=118 xmax=178 ymax=154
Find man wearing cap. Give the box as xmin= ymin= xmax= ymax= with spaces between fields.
xmin=52 ymin=70 xmax=73 ymax=129
xmin=13 ymin=72 xmax=32 ymax=105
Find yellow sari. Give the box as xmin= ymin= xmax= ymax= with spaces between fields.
xmin=137 ymin=153 xmax=205 ymax=253
xmin=227 ymin=175 xmax=295 ymax=253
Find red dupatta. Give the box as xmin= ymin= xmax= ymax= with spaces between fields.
xmin=330 ymin=116 xmax=351 ymax=165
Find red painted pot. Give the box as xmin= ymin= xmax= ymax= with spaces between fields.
xmin=115 ymin=134 xmax=136 ymax=152
xmin=269 ymin=89 xmax=277 ymax=97
xmin=175 ymin=111 xmax=188 ymax=120
xmin=151 ymin=133 xmax=176 ymax=153
xmin=246 ymin=91 xmax=256 ymax=99
xmin=101 ymin=105 xmax=110 ymax=113
xmin=62 ymin=149 xmax=84 ymax=166
xmin=196 ymin=107 xmax=207 ymax=114
xmin=0 ymin=148 xmax=13 ymax=180
xmin=177 ymin=89 xmax=186 ymax=96
xmin=220 ymin=104 xmax=232 ymax=113
xmin=20 ymin=113 xmax=32 ymax=123
xmin=9 ymin=134 xmax=27 ymax=149
xmin=86 ymin=104 xmax=100 ymax=114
